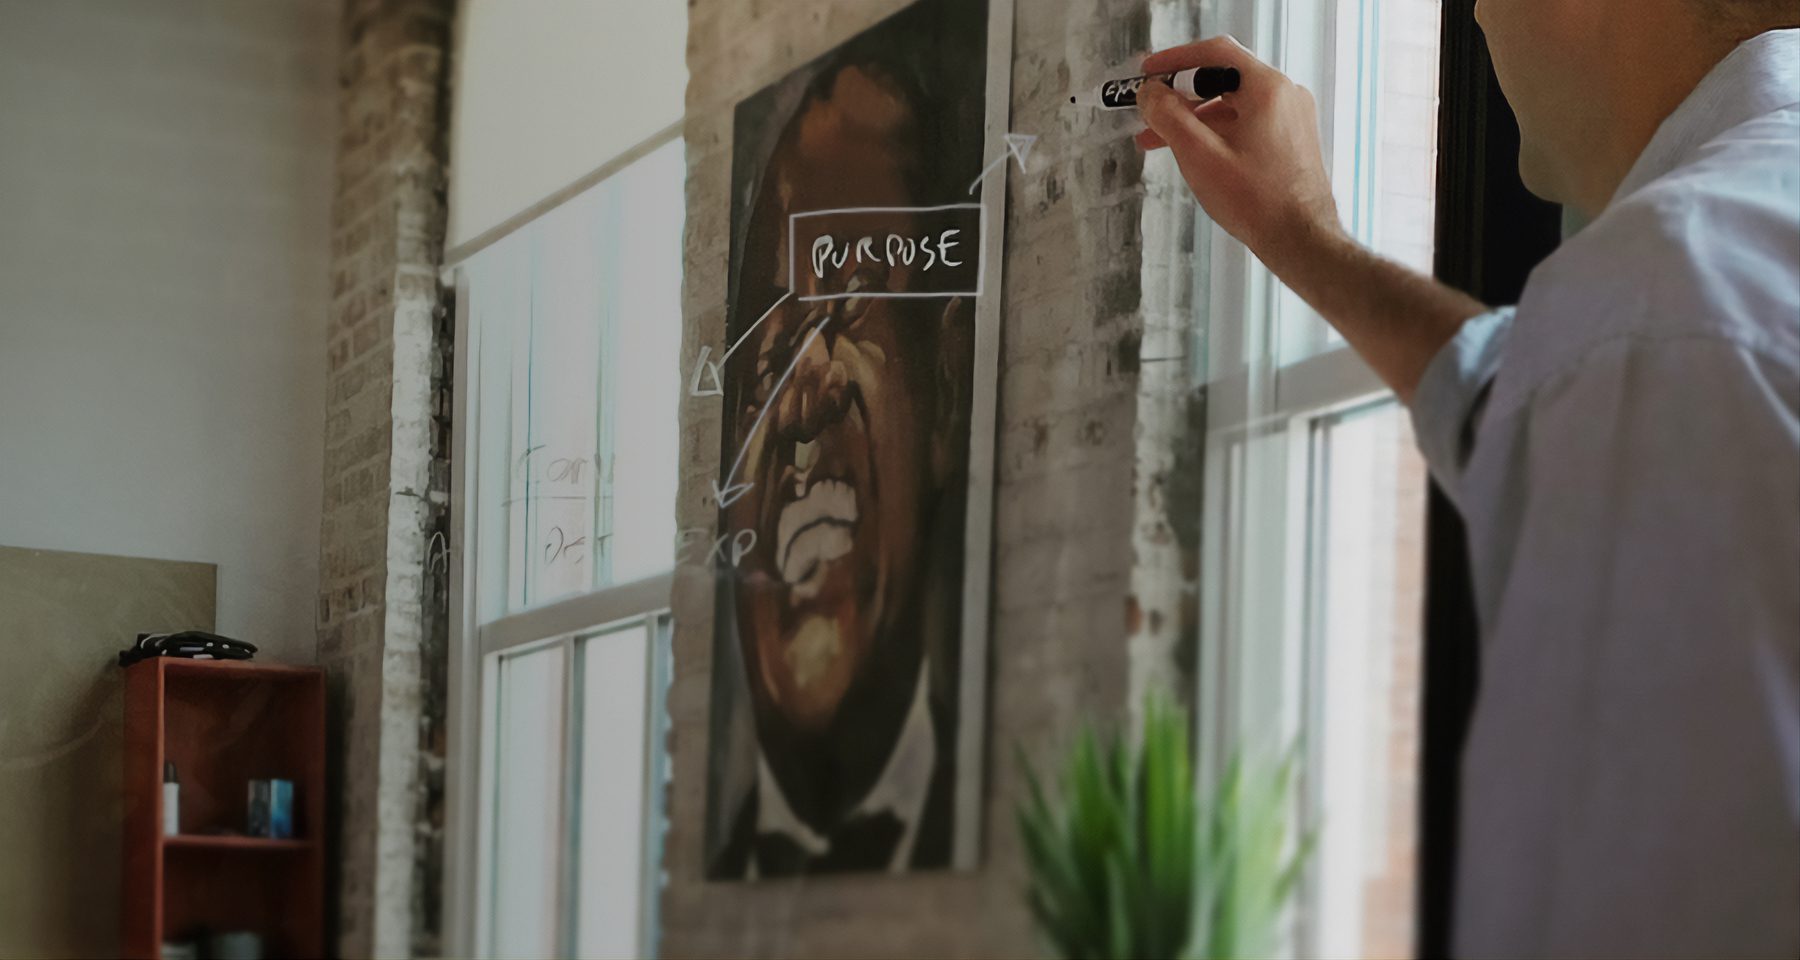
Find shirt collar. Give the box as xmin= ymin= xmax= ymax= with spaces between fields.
xmin=752 ymin=666 xmax=937 ymax=869
xmin=1611 ymin=28 xmax=1800 ymax=207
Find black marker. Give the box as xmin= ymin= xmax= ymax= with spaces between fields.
xmin=1070 ymin=66 xmax=1240 ymax=110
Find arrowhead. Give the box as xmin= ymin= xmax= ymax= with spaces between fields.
xmin=690 ymin=361 xmax=723 ymax=397
xmin=1004 ymin=133 xmax=1037 ymax=172
xmin=711 ymin=479 xmax=755 ymax=509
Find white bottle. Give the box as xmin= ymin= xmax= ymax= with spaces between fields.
xmin=162 ymin=761 xmax=180 ymax=837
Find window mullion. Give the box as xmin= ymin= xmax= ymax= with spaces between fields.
xmin=558 ymin=635 xmax=584 ymax=958
xmin=477 ymin=572 xmax=674 ymax=657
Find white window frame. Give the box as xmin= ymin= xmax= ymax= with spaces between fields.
xmin=1187 ymin=0 xmax=1415 ymax=749
xmin=442 ymin=121 xmax=684 ymax=960
xmin=1178 ymin=0 xmax=1433 ymax=954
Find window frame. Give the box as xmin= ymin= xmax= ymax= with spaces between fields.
xmin=1180 ymin=0 xmax=1442 ymax=953
xmin=444 ymin=121 xmax=685 ymax=960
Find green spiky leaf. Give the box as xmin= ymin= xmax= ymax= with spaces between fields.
xmin=1016 ymin=695 xmax=1314 ymax=960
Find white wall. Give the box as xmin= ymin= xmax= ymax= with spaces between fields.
xmin=448 ymin=0 xmax=686 ymax=248
xmin=0 ymin=0 xmax=337 ymax=664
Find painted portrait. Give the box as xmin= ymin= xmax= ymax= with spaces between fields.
xmin=704 ymin=0 xmax=992 ymax=878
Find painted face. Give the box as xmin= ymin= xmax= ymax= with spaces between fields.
xmin=724 ymin=66 xmax=966 ymax=742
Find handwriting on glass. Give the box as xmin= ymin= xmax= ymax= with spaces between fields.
xmin=504 ymin=445 xmax=608 ymax=568
xmin=544 ymin=525 xmax=587 ymax=566
xmin=677 ymin=527 xmax=756 ymax=568
xmin=809 ymin=229 xmax=964 ymax=279
xmin=513 ymin=445 xmax=600 ymax=484
xmin=788 ymin=205 xmax=983 ymax=302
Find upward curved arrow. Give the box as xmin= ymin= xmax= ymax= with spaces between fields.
xmin=968 ymin=133 xmax=1038 ymax=195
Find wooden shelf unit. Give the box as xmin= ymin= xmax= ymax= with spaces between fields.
xmin=122 ymin=658 xmax=326 ymax=959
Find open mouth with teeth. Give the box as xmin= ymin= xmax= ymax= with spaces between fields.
xmin=777 ymin=460 xmax=859 ymax=601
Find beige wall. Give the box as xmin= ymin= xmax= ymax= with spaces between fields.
xmin=0 ymin=546 xmax=215 ymax=959
xmin=0 ymin=0 xmax=337 ymax=666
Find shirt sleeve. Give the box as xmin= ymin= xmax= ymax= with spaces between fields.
xmin=1458 ymin=334 xmax=1800 ymax=957
xmin=1408 ymin=308 xmax=1515 ymax=504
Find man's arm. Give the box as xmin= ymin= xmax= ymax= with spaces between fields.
xmin=1136 ymin=37 xmax=1489 ymax=403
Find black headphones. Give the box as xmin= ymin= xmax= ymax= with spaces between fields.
xmin=118 ymin=631 xmax=258 ymax=667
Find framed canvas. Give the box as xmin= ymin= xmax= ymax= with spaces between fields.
xmin=702 ymin=0 xmax=1012 ymax=878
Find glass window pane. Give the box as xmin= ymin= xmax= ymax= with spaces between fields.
xmin=468 ymin=140 xmax=685 ymax=623
xmin=1304 ymin=402 xmax=1428 ymax=958
xmin=1272 ymin=0 xmax=1445 ymax=366
xmin=1189 ymin=1 xmax=1444 ymax=957
xmin=604 ymin=143 xmax=684 ymax=585
xmin=488 ymin=644 xmax=567 ymax=959
xmin=574 ymin=623 xmax=653 ymax=960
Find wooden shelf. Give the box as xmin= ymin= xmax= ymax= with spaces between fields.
xmin=162 ymin=835 xmax=315 ymax=852
xmin=154 ymin=657 xmax=320 ymax=681
xmin=122 ymin=657 xmax=326 ymax=959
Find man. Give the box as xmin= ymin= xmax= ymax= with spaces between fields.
xmin=1138 ymin=4 xmax=1797 ymax=958
xmin=708 ymin=21 xmax=983 ymax=877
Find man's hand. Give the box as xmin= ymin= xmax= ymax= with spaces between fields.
xmin=1134 ymin=35 xmax=1491 ymax=404
xmin=1136 ymin=37 xmax=1343 ymax=276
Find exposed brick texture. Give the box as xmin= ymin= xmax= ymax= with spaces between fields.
xmin=1131 ymin=0 xmax=1209 ymax=717
xmin=319 ymin=0 xmax=453 ymax=956
xmin=662 ymin=2 xmax=1156 ymax=956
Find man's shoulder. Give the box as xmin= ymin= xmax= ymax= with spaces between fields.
xmin=1615 ymin=109 xmax=1798 ymax=282
xmin=1503 ymin=124 xmax=1799 ymax=396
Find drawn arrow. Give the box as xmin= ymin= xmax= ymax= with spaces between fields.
xmin=711 ymin=318 xmax=830 ymax=510
xmin=725 ymin=290 xmax=792 ymax=362
xmin=688 ymin=345 xmax=724 ymax=397
xmin=967 ymin=133 xmax=1038 ymax=195
xmin=688 ymin=291 xmax=793 ymax=399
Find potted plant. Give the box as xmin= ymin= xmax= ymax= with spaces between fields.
xmin=1017 ymin=697 xmax=1312 ymax=960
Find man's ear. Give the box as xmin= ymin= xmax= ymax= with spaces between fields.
xmin=930 ymin=296 xmax=974 ymax=482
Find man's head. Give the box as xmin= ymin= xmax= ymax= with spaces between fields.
xmin=723 ymin=58 xmax=973 ymax=819
xmin=1476 ymin=0 xmax=1796 ymax=214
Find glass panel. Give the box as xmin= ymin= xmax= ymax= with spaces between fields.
xmin=468 ymin=139 xmax=685 ymax=623
xmin=605 ymin=145 xmax=685 ymax=586
xmin=1369 ymin=0 xmax=1444 ymax=274
xmin=488 ymin=644 xmax=567 ymax=959
xmin=1187 ymin=0 xmax=1444 ymax=955
xmin=1269 ymin=0 xmax=1446 ymax=366
xmin=1302 ymin=402 xmax=1428 ymax=958
xmin=573 ymin=622 xmax=651 ymax=960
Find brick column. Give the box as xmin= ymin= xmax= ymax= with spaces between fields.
xmin=319 ymin=0 xmax=453 ymax=956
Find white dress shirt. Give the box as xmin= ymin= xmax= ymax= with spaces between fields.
xmin=751 ymin=667 xmax=937 ymax=874
xmin=1410 ymin=29 xmax=1800 ymax=959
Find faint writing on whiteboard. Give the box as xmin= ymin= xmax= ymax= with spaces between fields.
xmin=500 ymin=446 xmax=609 ymax=507
xmin=544 ymin=525 xmax=587 ymax=566
xmin=499 ymin=445 xmax=612 ymax=569
xmin=513 ymin=445 xmax=603 ymax=483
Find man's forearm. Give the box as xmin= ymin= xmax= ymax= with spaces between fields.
xmin=1265 ymin=222 xmax=1490 ymax=404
